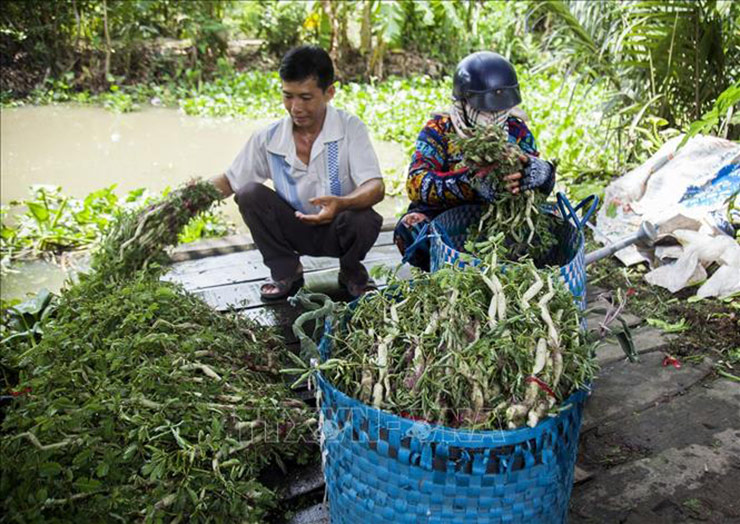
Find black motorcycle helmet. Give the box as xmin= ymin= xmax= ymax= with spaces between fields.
xmin=452 ymin=51 xmax=521 ymax=112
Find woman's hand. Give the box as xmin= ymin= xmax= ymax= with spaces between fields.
xmin=503 ymin=154 xmax=530 ymax=195
xmin=472 ymin=154 xmax=530 ymax=195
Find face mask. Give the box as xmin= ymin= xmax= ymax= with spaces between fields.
xmin=450 ymin=99 xmax=509 ymax=138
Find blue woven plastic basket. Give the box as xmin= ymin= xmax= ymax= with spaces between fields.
xmin=317 ymin=328 xmax=588 ymax=524
xmin=317 ymin=193 xmax=598 ymax=522
xmin=428 ymin=195 xmax=597 ymax=311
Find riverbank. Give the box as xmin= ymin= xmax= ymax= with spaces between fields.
xmin=0 ymin=104 xmax=408 ymax=301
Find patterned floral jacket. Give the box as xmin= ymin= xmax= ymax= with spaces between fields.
xmin=405 ymin=114 xmax=541 ymax=218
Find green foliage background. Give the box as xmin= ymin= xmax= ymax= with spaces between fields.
xmin=1 ymin=0 xmax=739 ymax=261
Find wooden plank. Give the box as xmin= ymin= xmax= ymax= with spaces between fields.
xmin=376 ymin=230 xmax=395 ymax=246
xmin=195 ymin=255 xmax=401 ymax=311
xmin=167 ymin=232 xmax=395 ymax=278
xmin=169 ymin=233 xmax=255 ymax=262
xmin=171 ymin=244 xmax=401 ymax=296
xmin=166 ymin=250 xmax=266 ymax=277
xmin=166 ymin=258 xmax=266 ymax=291
xmin=288 ymin=503 xmax=329 ymax=524
xmin=279 ymin=463 xmax=325 ymax=501
xmin=240 ymin=302 xmax=299 ymax=328
xmin=170 ymin=224 xmax=396 ymax=263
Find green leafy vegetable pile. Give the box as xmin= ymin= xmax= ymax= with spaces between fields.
xmin=1 ymin=180 xmax=315 ymax=522
xmin=296 ymin=238 xmax=597 ymax=432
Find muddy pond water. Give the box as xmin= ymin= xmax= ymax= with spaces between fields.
xmin=1 ymin=105 xmax=408 ymax=300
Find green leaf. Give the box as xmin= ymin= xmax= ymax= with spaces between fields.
xmin=95 ymin=461 xmax=110 ymax=478
xmin=379 ymin=0 xmax=403 ymax=45
xmin=646 ymin=317 xmax=690 ymax=333
xmin=38 ymin=462 xmax=63 ymax=477
xmin=74 ymin=477 xmax=103 ymax=493
xmin=126 ymin=188 xmax=146 ymax=202
xmin=1 ymin=222 xmax=15 ymax=240
xmin=73 ymin=448 xmax=94 ymax=467
xmin=187 ymin=486 xmax=199 ymax=505
xmin=26 ymin=201 xmax=50 ymax=224
xmin=36 ymin=487 xmax=49 ymax=503
xmin=606 ymin=201 xmax=618 ymax=218
xmin=11 ymin=288 xmax=52 ymax=316
xmin=122 ymin=444 xmax=138 ymax=461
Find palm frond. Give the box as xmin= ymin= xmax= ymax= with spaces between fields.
xmin=533 ymin=0 xmax=739 ymax=126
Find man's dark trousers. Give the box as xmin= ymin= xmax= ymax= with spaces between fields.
xmin=236 ymin=182 xmax=383 ymax=283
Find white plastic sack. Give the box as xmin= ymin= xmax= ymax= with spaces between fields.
xmin=595 ymin=135 xmax=739 ymax=255
xmin=644 ymin=229 xmax=740 ymax=296
xmin=594 ymin=135 xmax=740 ymax=298
xmin=644 ymin=251 xmax=706 ymax=293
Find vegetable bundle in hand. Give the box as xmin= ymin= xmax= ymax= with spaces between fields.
xmin=92 ymin=179 xmax=222 ymax=280
xmin=315 ymin=240 xmax=596 ymax=431
xmin=453 ymin=124 xmax=524 ymax=187
xmin=453 ymin=125 xmax=557 ymax=264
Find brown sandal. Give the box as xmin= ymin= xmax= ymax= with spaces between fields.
xmin=260 ymin=268 xmax=304 ymax=301
xmin=338 ymin=272 xmax=378 ymax=299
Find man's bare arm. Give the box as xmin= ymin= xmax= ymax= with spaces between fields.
xmin=209 ymin=173 xmax=234 ymax=199
xmin=336 ymin=178 xmax=385 ymax=210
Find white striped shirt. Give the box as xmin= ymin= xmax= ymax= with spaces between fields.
xmin=225 ymin=106 xmax=382 ymax=215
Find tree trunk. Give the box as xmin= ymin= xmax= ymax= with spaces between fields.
xmin=360 ymin=0 xmax=373 ymax=56
xmin=72 ymin=0 xmax=81 ymax=52
xmin=338 ymin=1 xmax=350 ymax=56
xmin=370 ymin=36 xmax=385 ymax=80
xmin=102 ymin=0 xmax=112 ymax=82
xmin=321 ymin=0 xmax=337 ymax=55
xmin=321 ymin=0 xmax=341 ymax=77
xmin=693 ymin=9 xmax=700 ymax=121
xmin=469 ymin=0 xmax=480 ymax=39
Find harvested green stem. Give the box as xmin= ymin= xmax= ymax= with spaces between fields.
xmin=311 ymin=238 xmax=597 ymax=431
xmin=453 ymin=125 xmax=558 ymax=264
xmin=91 ymin=179 xmax=222 ymax=281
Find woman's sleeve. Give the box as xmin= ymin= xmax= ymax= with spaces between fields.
xmin=405 ymin=119 xmax=478 ymax=207
xmin=508 ymin=117 xmax=555 ymax=195
xmin=507 ymin=117 xmax=540 ymax=156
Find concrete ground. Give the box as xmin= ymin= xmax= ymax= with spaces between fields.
xmin=571 ymin=310 xmax=740 ymax=523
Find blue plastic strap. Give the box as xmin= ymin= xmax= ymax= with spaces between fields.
xmin=556 ymin=193 xmax=599 ymax=230
xmin=401 ymin=222 xmax=430 ymax=264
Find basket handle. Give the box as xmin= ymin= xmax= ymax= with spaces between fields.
xmin=556 ymin=192 xmax=599 ymax=230
xmin=289 ymin=290 xmax=336 ymax=361
xmin=401 ymin=221 xmax=430 ymax=265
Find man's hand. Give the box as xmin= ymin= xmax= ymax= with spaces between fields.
xmin=209 ymin=173 xmax=234 ymax=199
xmin=295 ymin=195 xmax=344 ymax=225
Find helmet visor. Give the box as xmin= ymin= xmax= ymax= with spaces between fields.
xmin=465 ymin=86 xmax=521 ymax=112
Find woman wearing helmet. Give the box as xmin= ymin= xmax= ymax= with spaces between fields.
xmin=394 ymin=51 xmax=556 ymax=270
